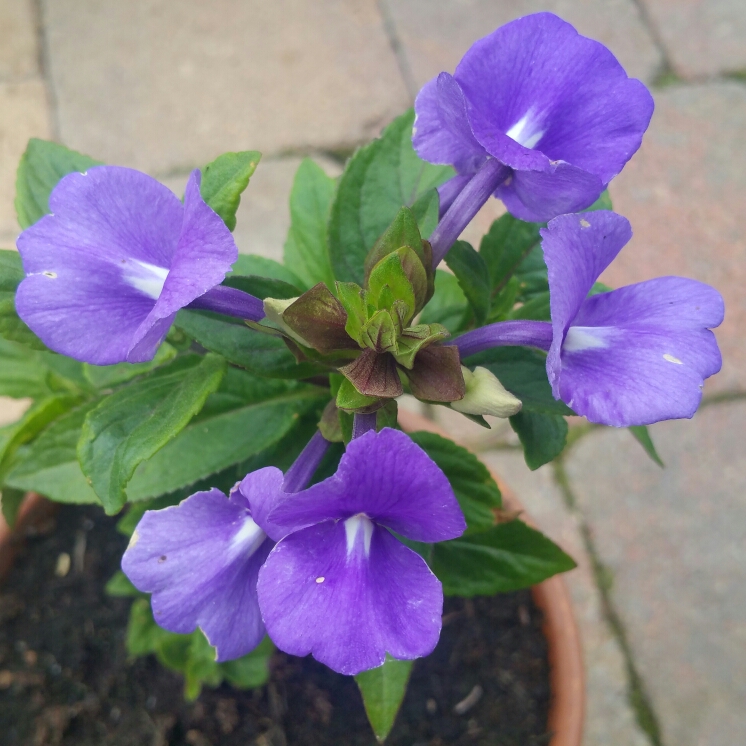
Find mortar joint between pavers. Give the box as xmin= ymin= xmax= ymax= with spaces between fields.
xmin=376 ymin=0 xmax=418 ymax=103
xmin=31 ymin=0 xmax=60 ymax=142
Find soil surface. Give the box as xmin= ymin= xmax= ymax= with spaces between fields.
xmin=0 ymin=504 xmax=550 ymax=745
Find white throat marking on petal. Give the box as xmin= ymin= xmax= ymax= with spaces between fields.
xmin=663 ymin=354 xmax=683 ymax=364
xmin=563 ymin=327 xmax=608 ymax=353
xmin=344 ymin=514 xmax=374 ymax=558
xmin=124 ymin=260 xmax=169 ymax=300
xmin=505 ymin=110 xmax=545 ymax=149
xmin=229 ymin=516 xmax=266 ymax=558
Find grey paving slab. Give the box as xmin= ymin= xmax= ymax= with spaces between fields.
xmin=421 ymin=405 xmax=650 ymax=746
xmin=0 ymin=0 xmax=39 ymax=82
xmin=565 ymin=401 xmax=746 ymax=746
xmin=0 ymin=80 xmax=51 ymax=242
xmin=606 ymin=82 xmax=746 ymax=393
xmin=43 ymin=0 xmax=410 ymax=174
xmin=384 ymin=0 xmax=662 ymax=88
xmin=641 ymin=0 xmax=746 ymax=79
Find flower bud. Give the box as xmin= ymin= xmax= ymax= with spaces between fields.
xmin=451 ymin=366 xmax=522 ymax=418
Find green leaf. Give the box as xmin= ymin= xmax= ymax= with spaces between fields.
xmin=283 ymin=158 xmax=337 ymax=290
xmin=126 ymin=373 xmax=327 ymax=501
xmin=229 ymin=254 xmax=304 ymax=287
xmin=126 ymin=598 xmax=172 ymax=656
xmin=0 ymin=394 xmax=80 ymax=482
xmin=224 ymin=274 xmax=301 ymax=300
xmin=479 ymin=213 xmax=541 ymax=295
xmin=628 ymin=425 xmax=664 ymax=467
xmin=432 ymin=520 xmax=577 ymax=596
xmin=466 ymin=347 xmax=573 ymax=416
xmin=328 ymin=109 xmax=453 ymax=284
xmin=78 ymin=355 xmax=226 ymax=513
xmin=0 ymin=487 xmax=25 ymax=529
xmin=444 ymin=240 xmax=491 ymax=325
xmin=105 ymin=570 xmax=141 ymax=597
xmin=221 ymin=636 xmax=274 ymax=689
xmin=509 ymin=410 xmax=568 ymax=470
xmin=83 ymin=343 xmax=177 ymax=389
xmin=15 ymin=139 xmax=101 ymax=229
xmin=514 ymin=243 xmax=549 ymax=302
xmin=508 ymin=290 xmax=551 ymax=321
xmin=418 ymin=269 xmax=468 ymax=334
xmin=175 ymin=309 xmax=322 ymax=379
xmin=336 ymin=376 xmax=379 ymax=411
xmin=585 ymin=189 xmax=613 ymax=212
xmin=355 ymin=655 xmax=413 ymax=742
xmin=5 ymin=401 xmax=101 ymax=504
xmin=0 ymin=250 xmax=47 ymax=350
xmin=409 ymin=431 xmax=501 ymax=533
xmin=200 ymin=151 xmax=261 ymax=231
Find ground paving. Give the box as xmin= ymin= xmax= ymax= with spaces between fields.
xmin=0 ymin=2 xmax=744 ymax=744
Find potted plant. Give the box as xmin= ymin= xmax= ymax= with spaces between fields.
xmin=0 ymin=12 xmax=723 ymax=744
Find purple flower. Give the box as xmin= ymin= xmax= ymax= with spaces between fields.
xmin=253 ymin=428 xmax=466 ymax=676
xmin=121 ymin=481 xmax=276 ymax=660
xmin=16 ymin=165 xmax=263 ymax=365
xmin=121 ymin=432 xmax=330 ymax=660
xmin=414 ymin=13 xmax=654 ymax=263
xmin=452 ymin=211 xmax=724 ymax=427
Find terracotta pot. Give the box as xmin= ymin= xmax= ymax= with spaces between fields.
xmin=1 ymin=415 xmax=584 ymax=746
xmin=397 ymin=409 xmax=585 ymax=746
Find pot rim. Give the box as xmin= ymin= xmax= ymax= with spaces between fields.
xmin=0 ymin=415 xmax=585 ymax=746
xmin=397 ymin=408 xmax=585 ymax=746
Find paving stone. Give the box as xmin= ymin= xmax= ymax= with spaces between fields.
xmin=417 ymin=405 xmax=649 ymax=746
xmin=606 ymin=83 xmax=746 ymax=393
xmin=565 ymin=401 xmax=746 ymax=746
xmin=161 ymin=154 xmax=342 ymax=264
xmin=43 ymin=0 xmax=410 ymax=174
xmin=384 ymin=0 xmax=662 ymax=88
xmin=0 ymin=0 xmax=40 ymax=82
xmin=0 ymin=80 xmax=51 ymax=241
xmin=641 ymin=0 xmax=746 ymax=79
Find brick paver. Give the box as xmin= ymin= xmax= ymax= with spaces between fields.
xmin=384 ymin=0 xmax=663 ymax=87
xmin=42 ymin=0 xmax=410 ymax=174
xmin=565 ymin=401 xmax=746 ymax=746
xmin=640 ymin=0 xmax=746 ymax=79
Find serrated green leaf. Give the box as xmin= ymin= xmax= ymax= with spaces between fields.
xmin=224 ymin=274 xmax=301 ymax=300
xmin=444 ymin=240 xmax=491 ymax=325
xmin=328 ymin=109 xmax=453 ymax=284
xmin=175 ymin=309 xmax=322 ymax=379
xmin=126 ymin=598 xmax=172 ymax=656
xmin=585 ymin=189 xmax=613 ymax=212
xmin=419 ymin=269 xmax=468 ymax=334
xmin=514 ymin=243 xmax=549 ymax=302
xmin=432 ymin=520 xmax=576 ymax=596
xmin=509 ymin=410 xmax=568 ymax=470
xmin=229 ymin=254 xmax=304 ymax=287
xmin=466 ymin=346 xmax=573 ymax=416
xmin=78 ymin=355 xmax=226 ymax=513
xmin=200 ymin=151 xmax=261 ymax=231
xmin=479 ymin=213 xmax=541 ymax=295
xmin=126 ymin=374 xmax=327 ymax=501
xmin=15 ymin=139 xmax=101 ymax=229
xmin=221 ymin=636 xmax=274 ymax=689
xmin=283 ymin=158 xmax=337 ymax=290
xmin=0 ymin=250 xmax=47 ymax=350
xmin=508 ymin=290 xmax=551 ymax=321
xmin=628 ymin=425 xmax=664 ymax=467
xmin=83 ymin=343 xmax=177 ymax=389
xmin=5 ymin=400 xmax=101 ymax=504
xmin=355 ymin=655 xmax=412 ymax=742
xmin=409 ymin=431 xmax=501 ymax=533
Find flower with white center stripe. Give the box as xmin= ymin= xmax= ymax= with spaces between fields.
xmin=252 ymin=428 xmax=466 ymax=676
xmin=16 ymin=165 xmax=264 ymax=365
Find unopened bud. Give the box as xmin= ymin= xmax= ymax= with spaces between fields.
xmin=263 ymin=296 xmax=311 ymax=347
xmin=451 ymin=366 xmax=522 ymax=418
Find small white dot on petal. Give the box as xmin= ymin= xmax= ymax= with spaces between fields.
xmin=316 ymin=577 xmax=325 ymax=584
xmin=580 ymin=219 xmax=591 ymax=229
xmin=663 ymin=354 xmax=683 ymax=364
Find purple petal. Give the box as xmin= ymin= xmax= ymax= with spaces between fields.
xmin=496 ymin=161 xmax=604 ymax=223
xmin=122 ymin=488 xmax=271 ymax=661
xmin=237 ymin=466 xmax=288 ymax=542
xmin=128 ymin=170 xmax=237 ymax=361
xmin=268 ymin=428 xmax=465 ymax=543
xmin=16 ymin=166 xmax=183 ymax=364
xmin=257 ymin=520 xmax=443 ymax=675
xmin=413 ymin=73 xmax=487 ymax=175
xmin=556 ymin=277 xmax=724 ymax=426
xmin=456 ymin=13 xmax=653 ymax=184
xmin=541 ymin=211 xmax=633 ymax=390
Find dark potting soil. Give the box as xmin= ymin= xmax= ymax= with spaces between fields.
xmin=0 ymin=504 xmax=550 ymax=746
